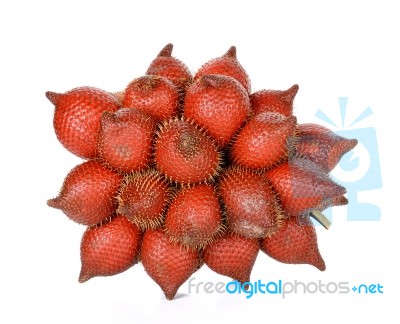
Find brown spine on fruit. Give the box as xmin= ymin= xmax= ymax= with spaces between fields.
xmin=116 ymin=169 xmax=172 ymax=230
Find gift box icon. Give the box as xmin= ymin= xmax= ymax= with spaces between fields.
xmin=315 ymin=97 xmax=382 ymax=222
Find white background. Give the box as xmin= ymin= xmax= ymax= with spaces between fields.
xmin=1 ymin=1 xmax=399 ymax=323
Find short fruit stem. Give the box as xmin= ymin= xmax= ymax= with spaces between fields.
xmin=310 ymin=209 xmax=331 ymax=230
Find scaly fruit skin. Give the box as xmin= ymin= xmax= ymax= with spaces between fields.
xmin=154 ymin=118 xmax=221 ymax=184
xmin=141 ymin=229 xmax=201 ymax=300
xmin=98 ymin=108 xmax=156 ymax=173
xmin=203 ymin=234 xmax=259 ymax=284
xmin=116 ymin=170 xmax=171 ymax=230
xmin=165 ymin=184 xmax=222 ymax=248
xmin=79 ymin=215 xmax=142 ymax=283
xmin=260 ymin=216 xmax=326 ymax=271
xmin=46 ymin=86 xmax=120 ymax=159
xmin=250 ymin=84 xmax=299 ymax=117
xmin=295 ymin=123 xmax=358 ymax=172
xmin=45 ymin=45 xmax=360 ymax=299
xmin=47 ymin=160 xmax=123 ymax=226
xmin=194 ymin=46 xmax=251 ymax=93
xmin=184 ymin=74 xmax=251 ymax=147
xmin=219 ymin=167 xmax=282 ymax=239
xmin=318 ymin=195 xmax=348 ymax=211
xmin=265 ymin=157 xmax=346 ymax=217
xmin=231 ymin=112 xmax=297 ymax=169
xmin=122 ymin=75 xmax=180 ymax=121
xmin=146 ymin=43 xmax=193 ymax=92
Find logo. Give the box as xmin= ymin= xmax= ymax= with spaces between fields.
xmin=315 ymin=97 xmax=382 ymax=221
xmin=186 ymin=277 xmax=384 ymax=299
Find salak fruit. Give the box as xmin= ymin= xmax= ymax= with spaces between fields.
xmin=250 ymin=84 xmax=299 ymax=117
xmin=116 ymin=169 xmax=171 ymax=230
xmin=231 ymin=112 xmax=297 ymax=169
xmin=204 ymin=234 xmax=260 ymax=284
xmin=47 ymin=160 xmax=123 ymax=226
xmin=79 ymin=215 xmax=142 ymax=283
xmin=141 ymin=229 xmax=201 ymax=300
xmin=98 ymin=108 xmax=156 ymax=173
xmin=260 ymin=216 xmax=326 ymax=271
xmin=154 ymin=118 xmax=221 ymax=184
xmin=46 ymin=44 xmax=358 ymax=300
xmin=194 ymin=46 xmax=251 ymax=93
xmin=165 ymin=184 xmax=222 ymax=248
xmin=122 ymin=75 xmax=180 ymax=121
xmin=218 ymin=167 xmax=282 ymax=239
xmin=184 ymin=74 xmax=251 ymax=147
xmin=46 ymin=86 xmax=120 ymax=159
xmin=146 ymin=43 xmax=193 ymax=92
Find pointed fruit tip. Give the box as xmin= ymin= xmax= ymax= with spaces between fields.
xmin=164 ymin=288 xmax=178 ymax=300
xmin=47 ymin=197 xmax=60 ymax=209
xmin=290 ymin=84 xmax=300 ymax=93
xmin=224 ymin=46 xmax=237 ymax=59
xmin=237 ymin=274 xmax=251 ymax=285
xmin=78 ymin=270 xmax=92 ymax=283
xmin=45 ymin=91 xmax=61 ymax=105
xmin=158 ymin=43 xmax=173 ymax=57
xmin=334 ymin=195 xmax=349 ymax=206
xmin=241 ymin=279 xmax=251 ymax=290
xmin=326 ymin=181 xmax=347 ymax=199
xmin=346 ymin=138 xmax=358 ymax=151
xmin=281 ymin=84 xmax=299 ymax=103
xmin=314 ymin=257 xmax=326 ymax=271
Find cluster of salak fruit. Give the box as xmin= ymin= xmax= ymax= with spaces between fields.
xmin=46 ymin=44 xmax=357 ymax=300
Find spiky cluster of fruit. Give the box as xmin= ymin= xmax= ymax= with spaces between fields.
xmin=46 ymin=44 xmax=358 ymax=300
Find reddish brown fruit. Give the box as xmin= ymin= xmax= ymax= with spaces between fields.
xmin=47 ymin=160 xmax=123 ymax=226
xmin=203 ymin=234 xmax=259 ymax=284
xmin=46 ymin=86 xmax=120 ymax=159
xmin=319 ymin=195 xmax=348 ymax=210
xmin=141 ymin=229 xmax=201 ymax=300
xmin=165 ymin=184 xmax=222 ymax=248
xmin=45 ymin=45 xmax=360 ymax=294
xmin=98 ymin=108 xmax=156 ymax=173
xmin=195 ymin=46 xmax=251 ymax=93
xmin=184 ymin=74 xmax=251 ymax=147
xmin=116 ymin=170 xmax=171 ymax=230
xmin=122 ymin=75 xmax=180 ymax=121
xmin=154 ymin=118 xmax=221 ymax=184
xmin=250 ymin=84 xmax=299 ymax=117
xmin=219 ymin=167 xmax=282 ymax=238
xmin=79 ymin=215 xmax=142 ymax=283
xmin=265 ymin=158 xmax=346 ymax=217
xmin=231 ymin=112 xmax=297 ymax=169
xmin=261 ymin=216 xmax=326 ymax=271
xmin=146 ymin=43 xmax=193 ymax=91
xmin=295 ymin=123 xmax=358 ymax=172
